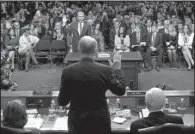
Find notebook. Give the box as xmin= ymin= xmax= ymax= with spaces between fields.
xmin=24 ymin=117 xmax=44 ymax=129
xmin=112 ymin=117 xmax=127 ymax=124
xmin=52 ymin=116 xmax=68 ymax=130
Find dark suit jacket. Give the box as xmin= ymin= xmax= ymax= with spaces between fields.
xmin=146 ymin=32 xmax=163 ymax=50
xmin=58 ymin=57 xmax=126 ymax=134
xmin=142 ymin=27 xmax=152 ymax=37
xmin=109 ymin=27 xmax=117 ymax=49
xmin=130 ymin=111 xmax=184 ymax=134
xmin=158 ymin=28 xmax=170 ymax=48
xmin=70 ymin=21 xmax=91 ymax=52
xmin=130 ymin=31 xmax=147 ymax=45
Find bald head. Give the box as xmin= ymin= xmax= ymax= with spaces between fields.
xmin=78 ymin=36 xmax=97 ymax=55
xmin=145 ymin=87 xmax=165 ymax=111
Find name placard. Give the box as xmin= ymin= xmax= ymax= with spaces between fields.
xmin=97 ymin=53 xmax=110 ymax=58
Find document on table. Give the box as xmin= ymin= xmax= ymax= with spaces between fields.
xmin=26 ymin=109 xmax=38 ymax=114
xmin=112 ymin=117 xmax=127 ymax=124
xmin=141 ymin=108 xmax=149 ymax=117
xmin=52 ymin=116 xmax=68 ymax=130
xmin=24 ymin=118 xmax=44 ymax=129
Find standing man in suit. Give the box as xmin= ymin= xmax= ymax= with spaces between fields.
xmin=146 ymin=24 xmax=164 ymax=71
xmin=69 ymin=11 xmax=91 ymax=52
xmin=130 ymin=26 xmax=147 ymax=68
xmin=58 ymin=36 xmax=126 ymax=134
xmin=130 ymin=87 xmax=184 ymax=134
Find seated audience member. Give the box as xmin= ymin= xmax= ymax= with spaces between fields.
xmin=4 ymin=28 xmax=19 ymax=70
xmin=2 ymin=21 xmax=12 ymax=47
xmin=191 ymin=24 xmax=194 ymax=55
xmin=13 ymin=21 xmax=22 ymax=37
xmin=92 ymin=22 xmax=104 ymax=52
xmin=127 ymin=22 xmax=136 ymax=37
xmin=40 ymin=23 xmax=52 ymax=40
xmin=109 ymin=20 xmax=121 ymax=50
xmin=143 ymin=18 xmax=153 ymax=37
xmin=2 ymin=100 xmax=27 ymax=128
xmin=178 ymin=25 xmax=194 ymax=71
xmin=18 ymin=27 xmax=39 ymax=72
xmin=157 ymin=19 xmax=164 ymax=31
xmin=130 ymin=87 xmax=184 ymax=134
xmin=146 ymin=24 xmax=163 ymax=71
xmin=158 ymin=20 xmax=170 ymax=48
xmin=165 ymin=25 xmax=178 ymax=69
xmin=177 ymin=21 xmax=184 ymax=34
xmin=130 ymin=26 xmax=147 ymax=68
xmin=53 ymin=22 xmax=65 ymax=40
xmin=114 ymin=25 xmax=130 ymax=52
xmin=29 ymin=24 xmax=38 ymax=37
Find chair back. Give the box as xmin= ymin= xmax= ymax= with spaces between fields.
xmin=1 ymin=125 xmax=40 ymax=134
xmin=138 ymin=123 xmax=194 ymax=134
xmin=36 ymin=40 xmax=50 ymax=51
xmin=50 ymin=40 xmax=66 ymax=51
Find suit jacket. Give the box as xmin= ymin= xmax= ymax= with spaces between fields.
xmin=130 ymin=111 xmax=184 ymax=134
xmin=158 ymin=28 xmax=170 ymax=47
xmin=143 ymin=27 xmax=152 ymax=37
xmin=109 ymin=27 xmax=118 ymax=49
xmin=70 ymin=21 xmax=91 ymax=52
xmin=58 ymin=57 xmax=126 ymax=134
xmin=146 ymin=31 xmax=163 ymax=50
xmin=130 ymin=31 xmax=147 ymax=45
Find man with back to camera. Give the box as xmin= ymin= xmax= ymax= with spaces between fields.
xmin=68 ymin=11 xmax=91 ymax=52
xmin=130 ymin=87 xmax=184 ymax=134
xmin=58 ymin=36 xmax=126 ymax=134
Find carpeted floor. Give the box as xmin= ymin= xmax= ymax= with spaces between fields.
xmin=11 ymin=63 xmax=194 ymax=91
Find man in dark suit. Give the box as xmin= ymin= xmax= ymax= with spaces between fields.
xmin=130 ymin=87 xmax=184 ymax=134
xmin=146 ymin=24 xmax=164 ymax=71
xmin=58 ymin=36 xmax=126 ymax=134
xmin=69 ymin=11 xmax=91 ymax=52
xmin=158 ymin=20 xmax=170 ymax=49
xmin=130 ymin=26 xmax=147 ymax=68
xmin=142 ymin=18 xmax=153 ymax=38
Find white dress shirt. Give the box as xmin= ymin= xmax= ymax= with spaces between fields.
xmin=78 ymin=22 xmax=84 ymax=35
xmin=18 ymin=35 xmax=39 ymax=54
xmin=178 ymin=33 xmax=194 ymax=49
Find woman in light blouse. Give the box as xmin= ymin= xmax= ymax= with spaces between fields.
xmin=18 ymin=27 xmax=39 ymax=72
xmin=178 ymin=25 xmax=194 ymax=71
xmin=114 ymin=25 xmax=130 ymax=52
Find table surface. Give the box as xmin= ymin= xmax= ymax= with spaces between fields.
xmin=39 ymin=109 xmax=194 ymax=131
xmin=64 ymin=52 xmax=143 ymax=62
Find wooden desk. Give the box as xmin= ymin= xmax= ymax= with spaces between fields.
xmin=64 ymin=52 xmax=143 ymax=90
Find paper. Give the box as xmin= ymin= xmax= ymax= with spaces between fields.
xmin=26 ymin=109 xmax=38 ymax=114
xmin=112 ymin=117 xmax=126 ymax=124
xmin=52 ymin=116 xmax=68 ymax=130
xmin=142 ymin=108 xmax=149 ymax=117
xmin=24 ymin=118 xmax=44 ymax=129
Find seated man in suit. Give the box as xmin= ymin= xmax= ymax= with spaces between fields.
xmin=130 ymin=26 xmax=147 ymax=68
xmin=146 ymin=24 xmax=164 ymax=71
xmin=130 ymin=87 xmax=184 ymax=134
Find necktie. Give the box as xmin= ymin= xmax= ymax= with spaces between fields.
xmin=152 ymin=34 xmax=155 ymax=46
xmin=80 ymin=22 xmax=83 ymax=35
xmin=137 ymin=33 xmax=140 ymax=43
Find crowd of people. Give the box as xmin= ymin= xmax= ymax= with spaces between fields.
xmin=0 ymin=1 xmax=194 ymax=90
xmin=1 ymin=1 xmax=194 ymax=71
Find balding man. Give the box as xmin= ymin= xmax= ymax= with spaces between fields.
xmin=130 ymin=88 xmax=184 ymax=134
xmin=58 ymin=36 xmax=126 ymax=134
xmin=69 ymin=11 xmax=91 ymax=52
